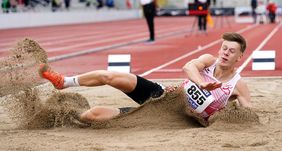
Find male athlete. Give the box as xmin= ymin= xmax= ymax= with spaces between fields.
xmin=39 ymin=32 xmax=251 ymax=126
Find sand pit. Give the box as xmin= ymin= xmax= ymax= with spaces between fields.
xmin=1 ymin=78 xmax=281 ymax=150
xmin=2 ymin=86 xmax=260 ymax=131
xmin=0 ymin=39 xmax=281 ymax=150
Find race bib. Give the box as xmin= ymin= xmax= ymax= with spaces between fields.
xmin=184 ymin=80 xmax=215 ymax=113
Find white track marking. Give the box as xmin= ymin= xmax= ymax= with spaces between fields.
xmin=46 ymin=26 xmax=189 ymax=52
xmin=0 ymin=24 xmax=186 ymax=50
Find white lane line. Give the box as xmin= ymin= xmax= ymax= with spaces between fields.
xmin=0 ymin=25 xmax=145 ymax=48
xmin=48 ymin=26 xmax=191 ymax=62
xmin=0 ymin=23 xmax=183 ymax=48
xmin=139 ymin=24 xmax=258 ymax=77
xmin=48 ymin=39 xmax=144 ymax=62
xmin=237 ymin=22 xmax=281 ymax=73
xmin=45 ymin=26 xmax=189 ymax=52
xmin=0 ymin=23 xmax=146 ymax=43
xmin=0 ymin=25 xmax=188 ymax=53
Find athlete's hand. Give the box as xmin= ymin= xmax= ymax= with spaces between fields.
xmin=199 ymin=81 xmax=222 ymax=91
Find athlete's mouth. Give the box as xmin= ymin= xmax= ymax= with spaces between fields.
xmin=221 ymin=57 xmax=228 ymax=62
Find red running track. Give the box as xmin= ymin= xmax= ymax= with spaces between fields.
xmin=0 ymin=16 xmax=281 ymax=79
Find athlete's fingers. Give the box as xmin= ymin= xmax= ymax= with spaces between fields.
xmin=212 ymin=82 xmax=222 ymax=88
xmin=200 ymin=82 xmax=222 ymax=91
xmin=209 ymin=82 xmax=222 ymax=90
xmin=199 ymin=82 xmax=212 ymax=90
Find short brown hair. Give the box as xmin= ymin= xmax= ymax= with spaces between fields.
xmin=222 ymin=32 xmax=247 ymax=53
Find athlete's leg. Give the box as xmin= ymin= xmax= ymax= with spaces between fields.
xmin=39 ymin=64 xmax=165 ymax=99
xmin=79 ymin=106 xmax=137 ymax=122
xmin=39 ymin=63 xmax=137 ymax=93
xmin=79 ymin=106 xmax=120 ymax=122
xmin=78 ymin=70 xmax=137 ymax=93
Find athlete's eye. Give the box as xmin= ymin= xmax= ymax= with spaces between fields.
xmin=229 ymin=49 xmax=235 ymax=53
xmin=222 ymin=46 xmax=227 ymax=50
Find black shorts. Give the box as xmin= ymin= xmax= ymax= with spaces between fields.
xmin=125 ymin=75 xmax=164 ymax=105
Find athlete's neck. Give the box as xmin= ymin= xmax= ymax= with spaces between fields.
xmin=214 ymin=64 xmax=236 ymax=82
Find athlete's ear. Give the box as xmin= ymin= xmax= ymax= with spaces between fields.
xmin=236 ymin=53 xmax=243 ymax=62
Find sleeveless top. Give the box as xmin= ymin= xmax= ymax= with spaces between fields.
xmin=183 ymin=60 xmax=241 ymax=119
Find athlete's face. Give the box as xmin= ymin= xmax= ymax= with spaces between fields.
xmin=218 ymin=40 xmax=243 ymax=67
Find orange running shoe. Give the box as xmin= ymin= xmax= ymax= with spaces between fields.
xmin=39 ymin=64 xmax=64 ymax=89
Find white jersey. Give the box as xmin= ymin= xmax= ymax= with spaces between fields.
xmin=183 ymin=60 xmax=241 ymax=119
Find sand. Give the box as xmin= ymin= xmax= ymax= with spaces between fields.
xmin=0 ymin=38 xmax=48 ymax=97
xmin=1 ymin=79 xmax=282 ymax=150
xmin=0 ymin=39 xmax=282 ymax=150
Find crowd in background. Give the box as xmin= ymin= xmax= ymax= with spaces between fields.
xmin=2 ymin=0 xmax=69 ymax=13
xmin=251 ymin=0 xmax=279 ymax=24
xmin=1 ymin=0 xmax=281 ymax=24
xmin=1 ymin=0 xmax=136 ymax=13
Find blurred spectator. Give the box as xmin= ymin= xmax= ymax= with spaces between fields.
xmin=126 ymin=0 xmax=132 ymax=9
xmin=85 ymin=0 xmax=103 ymax=9
xmin=10 ymin=0 xmax=17 ymax=12
xmin=266 ymin=0 xmax=277 ymax=23
xmin=140 ymin=0 xmax=157 ymax=43
xmin=52 ymin=0 xmax=62 ymax=12
xmin=1 ymin=0 xmax=10 ymax=13
xmin=23 ymin=0 xmax=30 ymax=8
xmin=64 ymin=0 xmax=70 ymax=10
xmin=212 ymin=0 xmax=216 ymax=5
xmin=195 ymin=0 xmax=211 ymax=33
xmin=105 ymin=0 xmax=114 ymax=8
xmin=96 ymin=0 xmax=103 ymax=9
xmin=251 ymin=0 xmax=257 ymax=23
xmin=23 ymin=0 xmax=50 ymax=10
xmin=256 ymin=0 xmax=267 ymax=24
xmin=1 ymin=0 xmax=18 ymax=13
xmin=85 ymin=0 xmax=95 ymax=7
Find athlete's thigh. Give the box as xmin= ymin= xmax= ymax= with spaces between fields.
xmin=110 ymin=71 xmax=137 ymax=93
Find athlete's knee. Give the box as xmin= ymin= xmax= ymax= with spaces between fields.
xmin=80 ymin=107 xmax=120 ymax=121
xmin=79 ymin=110 xmax=92 ymax=122
xmin=80 ymin=107 xmax=100 ymax=121
xmin=96 ymin=70 xmax=116 ymax=85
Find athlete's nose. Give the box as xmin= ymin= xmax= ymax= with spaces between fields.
xmin=223 ymin=49 xmax=229 ymax=56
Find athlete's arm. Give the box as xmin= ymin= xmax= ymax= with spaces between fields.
xmin=183 ymin=54 xmax=222 ymax=91
xmin=233 ymin=79 xmax=252 ymax=108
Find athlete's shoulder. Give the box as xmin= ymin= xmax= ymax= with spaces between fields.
xmin=199 ymin=54 xmax=216 ymax=59
xmin=197 ymin=54 xmax=217 ymax=67
xmin=198 ymin=54 xmax=216 ymax=61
